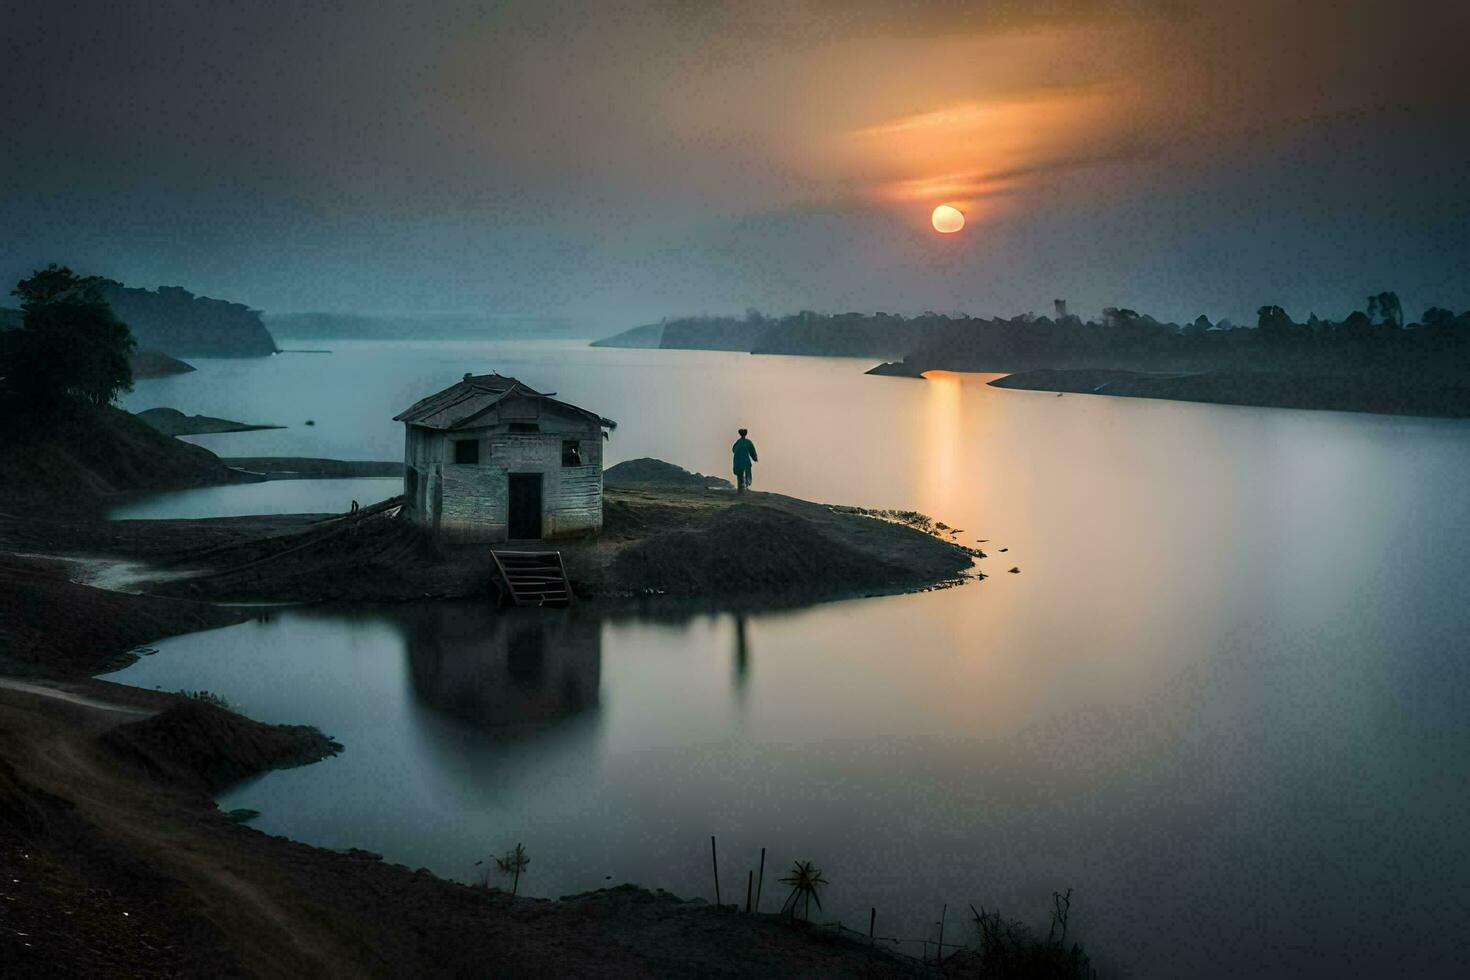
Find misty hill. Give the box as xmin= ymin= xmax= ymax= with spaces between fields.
xmin=265 ymin=312 xmax=589 ymax=342
xmin=0 ymin=404 xmax=233 ymax=513
xmin=96 ymin=281 xmax=277 ymax=357
xmin=604 ymin=457 xmax=731 ymax=489
xmin=589 ymin=322 xmax=664 ymax=348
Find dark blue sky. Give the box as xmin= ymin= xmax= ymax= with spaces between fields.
xmin=3 ymin=0 xmax=1466 ymax=328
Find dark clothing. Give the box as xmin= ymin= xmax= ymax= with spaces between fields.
xmin=732 ymin=437 xmax=757 ymax=491
xmin=732 ymin=437 xmax=757 ymax=469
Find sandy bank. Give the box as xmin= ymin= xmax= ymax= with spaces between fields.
xmin=100 ymin=696 xmax=341 ymax=793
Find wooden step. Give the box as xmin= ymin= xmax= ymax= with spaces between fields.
xmin=490 ymin=550 xmax=574 ymax=607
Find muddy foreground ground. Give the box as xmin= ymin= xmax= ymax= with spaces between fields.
xmin=2 ymin=676 xmax=951 ymax=977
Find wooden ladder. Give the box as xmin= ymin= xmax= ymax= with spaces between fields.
xmin=490 ymin=550 xmax=574 ymax=607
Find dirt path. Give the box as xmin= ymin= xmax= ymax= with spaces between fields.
xmin=2 ymin=692 xmax=358 ymax=975
xmin=0 ymin=677 xmax=153 ymax=716
xmin=2 ymin=683 xmax=935 ymax=976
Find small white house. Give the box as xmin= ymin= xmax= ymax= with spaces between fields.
xmin=394 ymin=373 xmax=616 ymax=542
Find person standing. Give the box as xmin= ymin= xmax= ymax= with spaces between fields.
xmin=732 ymin=428 xmax=758 ymax=493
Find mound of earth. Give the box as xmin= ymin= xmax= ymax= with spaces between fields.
xmin=0 ymin=405 xmax=234 ymax=514
xmin=581 ymin=484 xmax=975 ymax=602
xmin=605 ymin=457 xmax=731 ymax=489
xmin=100 ymin=698 xmax=341 ymax=793
xmin=0 ymin=555 xmax=250 ymax=678
xmin=128 ymin=481 xmax=975 ymax=606
xmin=135 ymin=406 xmax=282 ymax=435
xmin=142 ymin=496 xmax=482 ymax=603
xmin=608 ymin=502 xmax=931 ymax=597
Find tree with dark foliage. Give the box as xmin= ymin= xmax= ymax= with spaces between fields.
xmin=1257 ymin=304 xmax=1296 ymax=338
xmin=1 ymin=265 xmax=135 ymax=418
xmin=1368 ymin=291 xmax=1403 ymax=328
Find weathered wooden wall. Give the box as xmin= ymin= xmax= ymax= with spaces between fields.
xmin=402 ymin=396 xmax=605 ymax=542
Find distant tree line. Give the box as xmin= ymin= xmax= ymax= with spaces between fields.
xmin=653 ymin=293 xmax=1470 ymax=376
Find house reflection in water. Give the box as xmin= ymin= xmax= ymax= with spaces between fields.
xmin=732 ymin=614 xmax=749 ymax=700
xmin=398 ymin=603 xmax=601 ymax=728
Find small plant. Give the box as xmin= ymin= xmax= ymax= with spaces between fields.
xmin=490 ymin=842 xmax=529 ymax=898
xmin=970 ymin=892 xmax=1096 ymax=979
xmin=178 ymin=689 xmax=232 ymax=711
xmin=1048 ymin=888 xmax=1072 ymax=946
xmin=779 ymin=860 xmax=829 ymax=922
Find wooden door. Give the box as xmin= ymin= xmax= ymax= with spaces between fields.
xmin=507 ymin=473 xmax=543 ymax=540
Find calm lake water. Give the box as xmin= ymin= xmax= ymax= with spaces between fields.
xmin=111 ymin=478 xmax=402 ymax=520
xmin=114 ymin=341 xmax=1470 ymax=977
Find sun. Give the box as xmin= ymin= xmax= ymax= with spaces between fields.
xmin=931 ymin=204 xmax=965 ymax=234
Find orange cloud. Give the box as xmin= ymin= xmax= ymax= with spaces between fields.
xmin=846 ymin=82 xmax=1149 ymax=210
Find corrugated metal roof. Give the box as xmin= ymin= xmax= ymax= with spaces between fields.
xmin=394 ymin=373 xmax=616 ymax=430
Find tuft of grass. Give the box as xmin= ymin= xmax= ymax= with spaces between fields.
xmin=969 ymin=890 xmax=1096 ymax=978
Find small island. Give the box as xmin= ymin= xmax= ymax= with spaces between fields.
xmin=135 ymin=406 xmax=285 ymax=436
xmin=987 ymin=368 xmax=1470 ymax=417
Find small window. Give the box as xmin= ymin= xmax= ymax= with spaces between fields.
xmin=561 ymin=440 xmax=582 ymax=467
xmin=508 ymin=422 xmax=540 ymax=433
xmin=405 ymin=467 xmax=418 ymax=501
xmin=453 ymin=439 xmax=479 ymax=464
